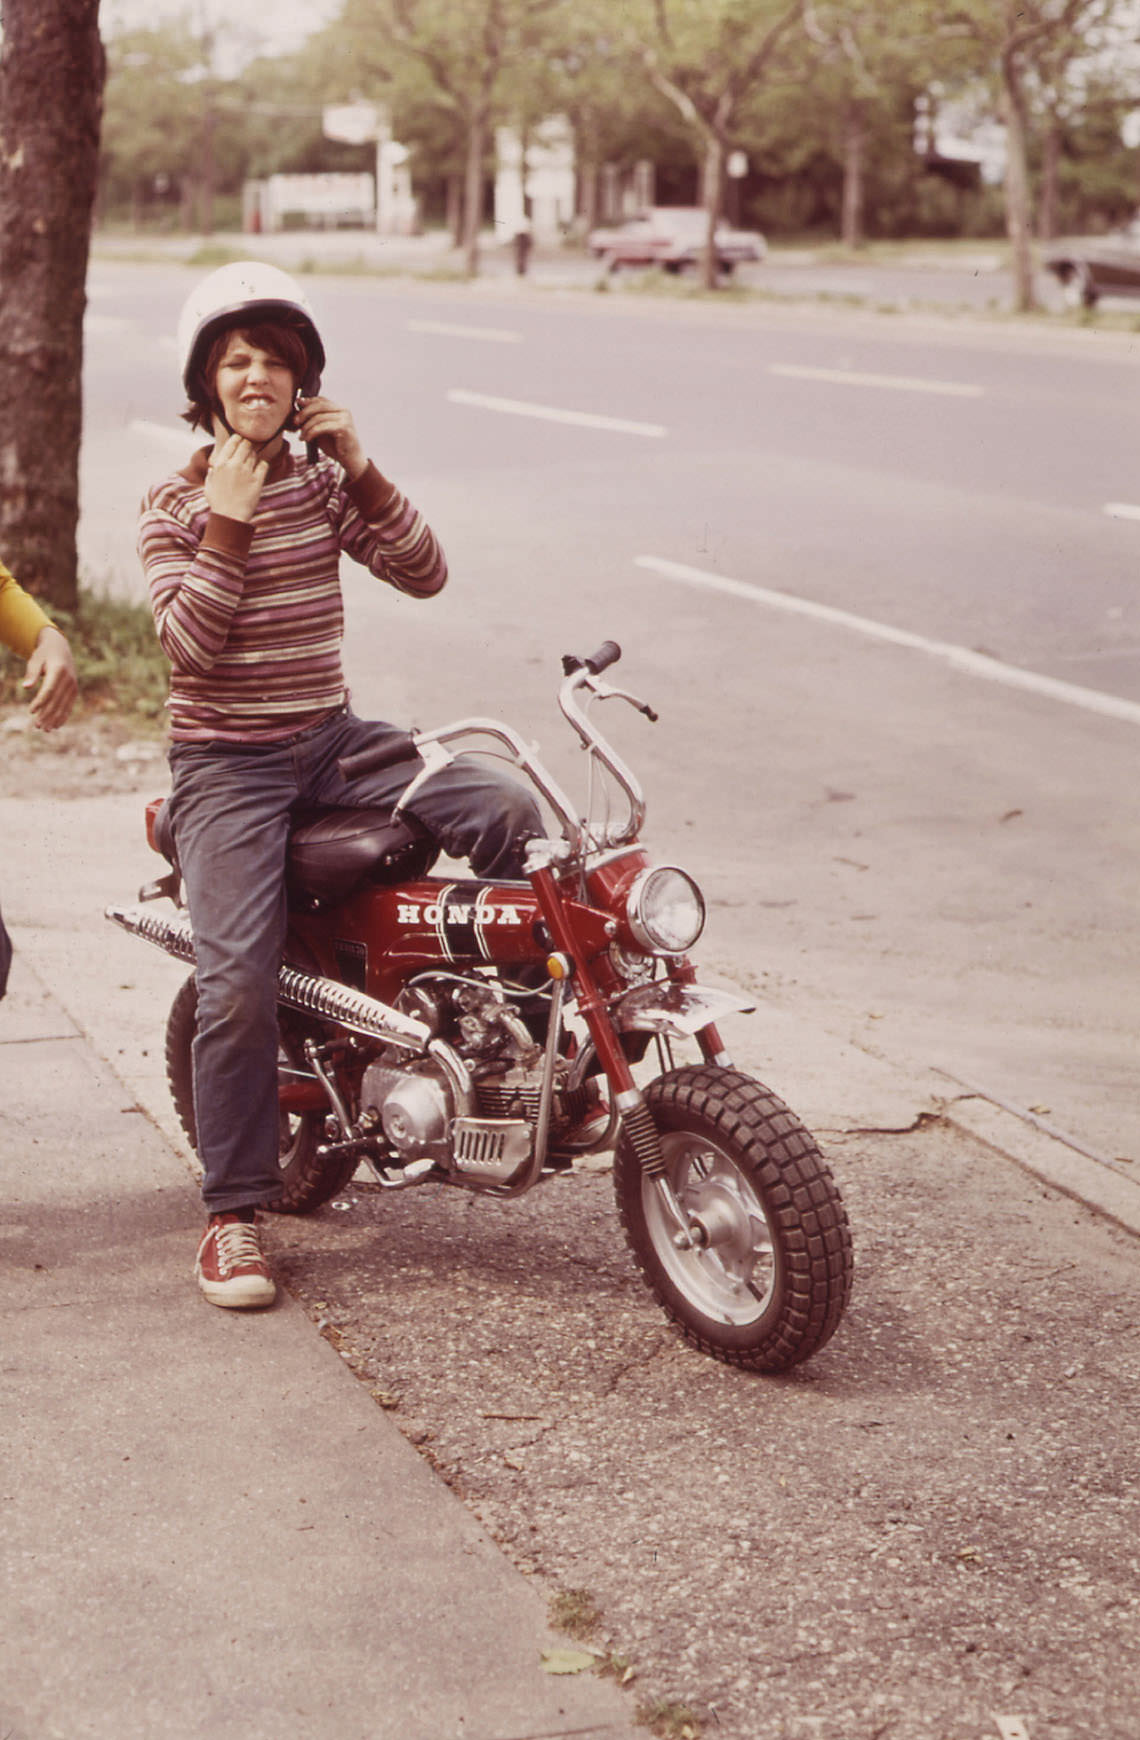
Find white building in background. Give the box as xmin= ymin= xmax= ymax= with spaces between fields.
xmin=322 ymin=102 xmax=418 ymax=235
xmin=914 ymin=89 xmax=1007 ymax=185
xmin=494 ymin=116 xmax=575 ymax=241
xmin=244 ymin=172 xmax=376 ymax=232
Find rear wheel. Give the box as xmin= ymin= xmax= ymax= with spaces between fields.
xmin=614 ymin=1066 xmax=852 ymax=1371
xmin=165 ymin=973 xmax=358 ymax=1215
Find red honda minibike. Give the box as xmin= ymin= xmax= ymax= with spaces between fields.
xmin=109 ymin=643 xmax=852 ymax=1371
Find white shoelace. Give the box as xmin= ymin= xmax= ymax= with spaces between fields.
xmin=213 ymin=1220 xmax=264 ymax=1275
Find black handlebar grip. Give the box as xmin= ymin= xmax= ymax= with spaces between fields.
xmin=337 ymin=730 xmax=418 ymax=783
xmin=584 ymin=640 xmax=621 ymax=675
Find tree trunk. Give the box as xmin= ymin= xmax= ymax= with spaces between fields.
xmin=0 ymin=0 xmax=105 ymax=610
xmin=1001 ymin=62 xmax=1037 ymax=314
xmin=577 ymin=159 xmax=599 ymax=234
xmin=841 ymin=101 xmax=866 ymax=249
xmin=700 ymin=131 xmax=726 ymax=292
xmin=1037 ymin=114 xmax=1062 ymax=242
xmin=462 ymin=108 xmax=486 ymax=278
xmin=445 ymin=173 xmax=463 ymax=246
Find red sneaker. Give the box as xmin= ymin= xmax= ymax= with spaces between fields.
xmin=195 ymin=1214 xmax=276 ymax=1309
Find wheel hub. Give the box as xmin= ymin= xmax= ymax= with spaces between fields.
xmin=647 ymin=1136 xmax=777 ymax=1326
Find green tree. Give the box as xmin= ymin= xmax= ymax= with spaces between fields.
xmin=331 ymin=0 xmax=571 ymax=274
xmin=802 ymin=0 xmax=945 ymax=247
xmin=1029 ymin=9 xmax=1140 ymax=239
xmin=99 ymin=25 xmax=202 ymax=226
xmin=0 ymin=0 xmax=104 ymax=610
xmin=619 ymin=0 xmax=806 ymax=287
xmin=946 ymin=0 xmax=1116 ymax=310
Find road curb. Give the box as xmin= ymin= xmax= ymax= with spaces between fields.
xmin=943 ymin=1094 xmax=1140 ymax=1239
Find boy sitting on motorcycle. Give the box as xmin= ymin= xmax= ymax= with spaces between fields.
xmin=139 ymin=263 xmax=542 ymax=1311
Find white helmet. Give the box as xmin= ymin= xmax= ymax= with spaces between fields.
xmin=176 ymin=260 xmax=326 ymax=403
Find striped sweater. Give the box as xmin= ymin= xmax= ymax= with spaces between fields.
xmin=139 ymin=444 xmax=447 ymax=742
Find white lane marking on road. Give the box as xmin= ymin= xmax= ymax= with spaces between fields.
xmin=410 ymin=319 xmax=522 ymax=343
xmin=770 ymin=362 xmax=984 ymax=398
xmin=448 ymin=388 xmax=667 ymax=438
xmin=1104 ymin=501 xmax=1140 ymax=522
xmin=635 ymin=555 xmax=1140 ymax=728
xmin=129 ymin=418 xmax=199 ymax=451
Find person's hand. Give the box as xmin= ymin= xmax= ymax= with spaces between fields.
xmin=294 ymin=397 xmax=368 ymax=481
xmin=204 ymin=434 xmax=269 ymax=522
xmin=24 ymin=624 xmax=78 ymax=731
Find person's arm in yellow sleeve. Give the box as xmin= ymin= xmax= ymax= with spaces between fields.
xmin=0 ymin=565 xmax=78 ymax=730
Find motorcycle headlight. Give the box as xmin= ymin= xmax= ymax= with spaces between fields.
xmin=626 ymin=866 xmax=705 ymax=955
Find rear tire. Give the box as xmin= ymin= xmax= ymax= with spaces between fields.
xmin=165 ymin=973 xmax=358 ymax=1215
xmin=614 ymin=1066 xmax=852 ymax=1371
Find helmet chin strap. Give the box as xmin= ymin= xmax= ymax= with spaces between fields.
xmin=212 ymin=402 xmax=316 ymax=462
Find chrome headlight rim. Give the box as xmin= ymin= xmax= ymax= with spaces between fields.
xmin=626 ymin=865 xmax=706 ymax=956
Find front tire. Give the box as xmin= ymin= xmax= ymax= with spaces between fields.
xmin=614 ymin=1066 xmax=852 ymax=1371
xmin=165 ymin=973 xmax=358 ymax=1215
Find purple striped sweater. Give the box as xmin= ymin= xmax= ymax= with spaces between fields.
xmin=139 ymin=444 xmax=447 ymax=742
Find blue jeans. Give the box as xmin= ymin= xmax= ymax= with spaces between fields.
xmin=167 ymin=709 xmax=543 ymax=1214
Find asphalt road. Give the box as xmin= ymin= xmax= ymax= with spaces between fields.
xmin=81 ymin=258 xmax=1140 ymax=1171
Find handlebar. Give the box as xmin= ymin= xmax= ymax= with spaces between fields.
xmin=336 ymin=729 xmax=418 ymax=784
xmin=335 ymin=643 xmax=652 ymax=853
xmin=562 ymin=640 xmax=621 ymax=677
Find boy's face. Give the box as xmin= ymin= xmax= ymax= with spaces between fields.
xmin=212 ymin=330 xmax=296 ymax=447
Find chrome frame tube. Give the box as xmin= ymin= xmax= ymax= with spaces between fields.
xmin=394 ymin=659 xmax=649 ymax=855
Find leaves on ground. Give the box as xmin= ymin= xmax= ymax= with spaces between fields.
xmin=540 ymin=1646 xmax=598 ymax=1675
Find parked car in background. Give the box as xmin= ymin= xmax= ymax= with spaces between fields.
xmin=1044 ymin=216 xmax=1140 ymax=307
xmin=587 ymin=206 xmax=767 ymax=275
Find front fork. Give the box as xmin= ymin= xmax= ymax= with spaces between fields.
xmin=528 ymin=863 xmax=712 ymax=1250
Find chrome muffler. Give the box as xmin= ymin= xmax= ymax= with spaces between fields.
xmin=105 ymin=901 xmax=433 ymax=1053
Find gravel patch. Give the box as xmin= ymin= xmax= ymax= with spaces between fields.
xmin=264 ymin=1121 xmax=1140 ymax=1740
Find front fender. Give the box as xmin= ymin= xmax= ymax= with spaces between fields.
xmin=611 ymin=980 xmax=755 ymax=1039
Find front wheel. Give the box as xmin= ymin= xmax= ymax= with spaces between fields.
xmin=614 ymin=1066 xmax=852 ymax=1371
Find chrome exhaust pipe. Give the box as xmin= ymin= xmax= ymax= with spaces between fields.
xmin=105 ymin=902 xmax=432 ymax=1052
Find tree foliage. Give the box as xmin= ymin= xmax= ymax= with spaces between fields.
xmin=329 ymin=0 xmax=574 ymax=273
xmin=93 ymin=0 xmax=1140 ymax=268
xmin=942 ymin=0 xmax=1119 ymax=309
xmin=0 ymin=0 xmax=104 ymax=609
xmin=801 ymin=0 xmax=951 ymax=247
xmin=615 ymin=0 xmax=807 ymax=285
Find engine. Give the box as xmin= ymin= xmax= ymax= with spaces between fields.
xmin=356 ymin=972 xmax=587 ymax=1184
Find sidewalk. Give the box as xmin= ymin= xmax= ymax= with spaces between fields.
xmin=88 ymin=224 xmax=1061 ymax=315
xmin=0 ymin=956 xmax=635 ymax=1738
xmin=3 ymin=781 xmax=1140 ymax=1739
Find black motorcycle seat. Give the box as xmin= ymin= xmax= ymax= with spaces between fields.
xmin=151 ymin=800 xmax=437 ymax=903
xmin=286 ymin=806 xmax=437 ymax=903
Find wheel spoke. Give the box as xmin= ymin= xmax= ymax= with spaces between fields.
xmin=643 ymin=1130 xmax=779 ymax=1327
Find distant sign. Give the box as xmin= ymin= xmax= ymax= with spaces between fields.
xmin=264 ymin=172 xmax=375 ymax=228
xmin=726 ymin=151 xmax=748 ymax=179
xmin=323 ymin=103 xmax=382 ymax=145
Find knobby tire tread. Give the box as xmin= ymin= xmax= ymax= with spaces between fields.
xmin=614 ymin=1064 xmax=853 ymax=1372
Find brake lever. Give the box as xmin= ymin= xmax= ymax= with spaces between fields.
xmin=590 ymin=678 xmax=659 ymax=723
xmin=390 ymin=739 xmax=455 ymax=819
